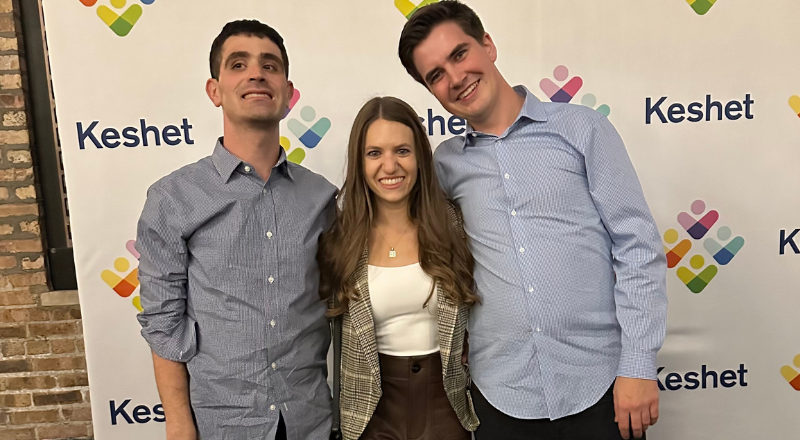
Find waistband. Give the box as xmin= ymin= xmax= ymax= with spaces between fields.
xmin=378 ymin=352 xmax=443 ymax=379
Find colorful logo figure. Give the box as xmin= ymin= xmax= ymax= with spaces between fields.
xmin=540 ymin=66 xmax=611 ymax=117
xmin=676 ymin=254 xmax=717 ymax=294
xmin=703 ymin=226 xmax=744 ymax=265
xmin=663 ymin=229 xmax=691 ymax=268
xmin=664 ymin=199 xmax=744 ymax=294
xmin=780 ymin=354 xmax=800 ymax=391
xmin=395 ymin=0 xmax=439 ymax=19
xmin=280 ymin=90 xmax=331 ymax=165
xmin=678 ymin=199 xmax=718 ymax=239
xmin=686 ymin=0 xmax=718 ymax=15
xmin=80 ymin=0 xmax=156 ymax=37
xmin=101 ymin=240 xmax=142 ymax=311
xmin=789 ymin=95 xmax=800 ymax=119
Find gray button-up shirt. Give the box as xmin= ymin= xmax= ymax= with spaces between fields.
xmin=137 ymin=139 xmax=336 ymax=440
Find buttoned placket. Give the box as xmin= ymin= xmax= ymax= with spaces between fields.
xmin=260 ymin=175 xmax=281 ymax=414
xmin=493 ymin=136 xmax=542 ymax=337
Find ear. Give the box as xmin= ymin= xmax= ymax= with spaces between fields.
xmin=285 ymin=79 xmax=295 ymax=110
xmin=206 ymin=78 xmax=222 ymax=107
xmin=482 ymin=32 xmax=498 ymax=63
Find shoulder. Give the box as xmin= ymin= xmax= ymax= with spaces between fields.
xmin=146 ymin=156 xmax=214 ymax=200
xmin=433 ymin=136 xmax=466 ymax=163
xmin=538 ymin=101 xmax=617 ymax=140
xmin=286 ymin=162 xmax=337 ymax=195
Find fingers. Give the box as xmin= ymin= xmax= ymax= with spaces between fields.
xmin=617 ymin=408 xmax=631 ymax=440
xmin=649 ymin=400 xmax=659 ymax=426
xmin=629 ymin=409 xmax=644 ymax=439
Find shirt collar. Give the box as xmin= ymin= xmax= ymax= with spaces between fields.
xmin=461 ymin=85 xmax=548 ymax=149
xmin=211 ymin=137 xmax=294 ymax=183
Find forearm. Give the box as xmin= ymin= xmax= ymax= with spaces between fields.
xmin=151 ymin=351 xmax=194 ymax=428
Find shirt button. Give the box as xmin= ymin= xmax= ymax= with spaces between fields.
xmin=511 ymin=210 xmax=517 ymax=216
xmin=270 ymin=319 xmax=276 ymax=327
xmin=536 ymin=327 xmax=541 ymax=333
xmin=519 ymin=247 xmax=525 ymax=253
xmin=262 ymin=189 xmax=267 ymax=194
xmin=268 ymin=276 xmax=274 ymax=284
xmin=244 ymin=166 xmax=251 ymax=172
xmin=266 ymin=231 xmax=273 ymax=239
xmin=528 ymin=287 xmax=534 ymax=293
xmin=504 ymin=173 xmax=510 ymax=179
xmin=270 ymin=404 xmax=276 ymax=411
xmin=271 ymin=362 xmax=277 ymax=370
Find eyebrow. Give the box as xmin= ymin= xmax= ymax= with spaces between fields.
xmin=424 ymin=43 xmax=469 ymax=85
xmin=224 ymin=51 xmax=284 ymax=69
xmin=366 ymin=143 xmax=411 ymax=150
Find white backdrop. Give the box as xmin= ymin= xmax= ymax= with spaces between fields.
xmin=41 ymin=0 xmax=800 ymax=438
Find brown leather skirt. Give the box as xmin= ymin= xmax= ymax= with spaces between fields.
xmin=360 ymin=352 xmax=471 ymax=440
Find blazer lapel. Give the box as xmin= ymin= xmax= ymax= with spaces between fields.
xmin=348 ymin=246 xmax=382 ymax=390
xmin=436 ymin=282 xmax=459 ymax=377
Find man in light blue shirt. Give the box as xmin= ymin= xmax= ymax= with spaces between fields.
xmin=398 ymin=2 xmax=667 ymax=439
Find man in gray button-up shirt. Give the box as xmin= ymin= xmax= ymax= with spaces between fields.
xmin=136 ymin=20 xmax=336 ymax=440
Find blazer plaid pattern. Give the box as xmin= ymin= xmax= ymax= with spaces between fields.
xmin=337 ymin=203 xmax=479 ymax=440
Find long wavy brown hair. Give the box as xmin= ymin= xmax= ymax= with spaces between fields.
xmin=318 ymin=96 xmax=479 ymax=316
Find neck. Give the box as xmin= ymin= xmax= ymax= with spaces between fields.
xmin=470 ymin=79 xmax=524 ymax=136
xmin=222 ymin=117 xmax=281 ymax=180
xmin=372 ymin=198 xmax=413 ymax=230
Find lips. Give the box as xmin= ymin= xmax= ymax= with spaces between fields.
xmin=242 ymin=91 xmax=274 ymax=99
xmin=378 ymin=176 xmax=405 ymax=188
xmin=456 ymin=80 xmax=479 ymax=101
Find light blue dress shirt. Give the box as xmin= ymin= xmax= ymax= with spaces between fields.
xmin=434 ymin=86 xmax=667 ymax=420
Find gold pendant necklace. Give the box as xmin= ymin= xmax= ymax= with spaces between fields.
xmin=376 ymin=222 xmax=412 ymax=258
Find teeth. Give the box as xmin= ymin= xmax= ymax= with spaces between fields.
xmin=244 ymin=93 xmax=271 ymax=99
xmin=380 ymin=177 xmax=403 ymax=185
xmin=458 ymin=82 xmax=478 ymax=100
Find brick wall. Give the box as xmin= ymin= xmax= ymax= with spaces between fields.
xmin=0 ymin=0 xmax=92 ymax=439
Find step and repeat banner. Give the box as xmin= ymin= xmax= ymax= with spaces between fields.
xmin=41 ymin=0 xmax=799 ymax=438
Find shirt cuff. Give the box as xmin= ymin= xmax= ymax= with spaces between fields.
xmin=617 ymin=349 xmax=658 ymax=380
xmin=138 ymin=314 xmax=198 ymax=363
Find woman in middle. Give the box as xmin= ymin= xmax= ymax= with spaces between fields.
xmin=319 ymin=96 xmax=480 ymax=440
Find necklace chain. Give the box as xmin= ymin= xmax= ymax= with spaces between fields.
xmin=375 ymin=222 xmax=413 ymax=258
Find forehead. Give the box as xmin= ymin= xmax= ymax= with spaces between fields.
xmin=220 ymin=34 xmax=282 ymax=60
xmin=365 ymin=119 xmax=415 ymax=145
xmin=412 ymin=22 xmax=476 ymax=72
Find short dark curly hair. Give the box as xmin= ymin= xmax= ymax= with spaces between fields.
xmin=209 ymin=20 xmax=289 ymax=80
xmin=398 ymin=1 xmax=485 ymax=85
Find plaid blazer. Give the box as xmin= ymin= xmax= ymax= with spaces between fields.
xmin=337 ymin=203 xmax=479 ymax=440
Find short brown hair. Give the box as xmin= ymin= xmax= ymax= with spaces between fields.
xmin=209 ymin=20 xmax=289 ymax=80
xmin=398 ymin=1 xmax=485 ymax=85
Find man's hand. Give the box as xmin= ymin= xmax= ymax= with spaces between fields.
xmin=613 ymin=377 xmax=659 ymax=439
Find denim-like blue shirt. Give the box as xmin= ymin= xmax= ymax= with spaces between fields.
xmin=434 ymin=86 xmax=667 ymax=420
xmin=137 ymin=139 xmax=336 ymax=439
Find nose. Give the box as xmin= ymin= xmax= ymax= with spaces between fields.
xmin=247 ymin=64 xmax=266 ymax=82
xmin=446 ymin=65 xmax=466 ymax=90
xmin=381 ymin=152 xmax=399 ymax=174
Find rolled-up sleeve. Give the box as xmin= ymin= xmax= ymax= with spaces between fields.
xmin=136 ymin=186 xmax=197 ymax=363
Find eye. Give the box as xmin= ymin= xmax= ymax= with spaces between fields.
xmin=455 ymin=49 xmax=467 ymax=60
xmin=429 ymin=71 xmax=442 ymax=84
xmin=365 ymin=150 xmax=380 ymax=158
xmin=232 ymin=62 xmax=244 ymax=69
xmin=397 ymin=148 xmax=412 ymax=155
xmin=264 ymin=63 xmax=276 ymax=70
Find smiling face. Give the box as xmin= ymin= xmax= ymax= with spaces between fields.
xmin=411 ymin=21 xmax=500 ymax=125
xmin=206 ymin=35 xmax=293 ymax=127
xmin=363 ymin=119 xmax=418 ymax=209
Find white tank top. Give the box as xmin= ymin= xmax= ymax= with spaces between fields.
xmin=368 ymin=263 xmax=440 ymax=356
